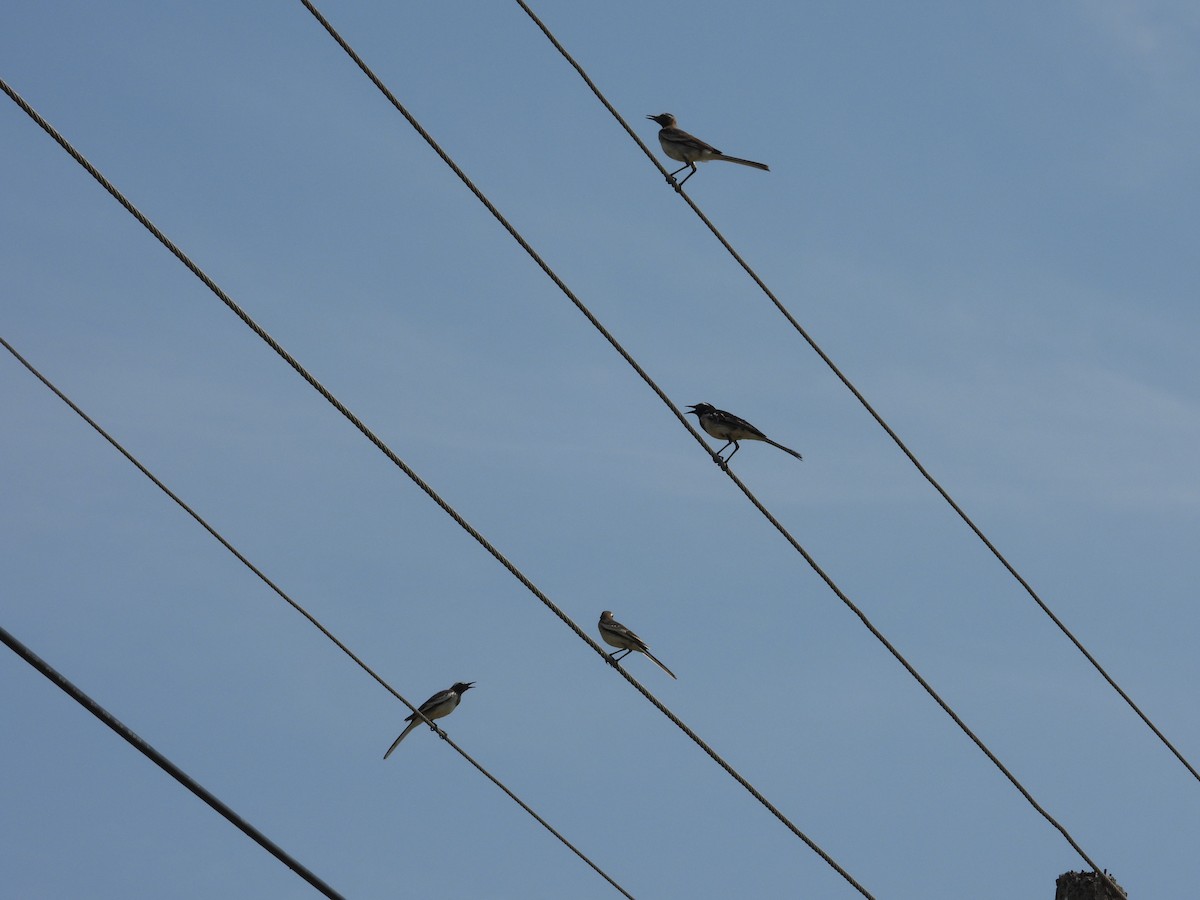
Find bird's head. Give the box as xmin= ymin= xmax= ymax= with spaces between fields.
xmin=647 ymin=113 xmax=676 ymax=127
xmin=599 ymin=610 xmax=614 ymax=622
xmin=685 ymin=403 xmax=714 ymax=417
xmin=452 ymin=682 xmax=475 ymax=694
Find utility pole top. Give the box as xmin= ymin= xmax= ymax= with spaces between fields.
xmin=1055 ymin=870 xmax=1128 ymax=900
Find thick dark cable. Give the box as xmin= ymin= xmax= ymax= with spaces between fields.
xmin=290 ymin=7 xmax=1121 ymax=893
xmin=0 ymin=336 xmax=636 ymax=900
xmin=0 ymin=622 xmax=346 ymax=900
xmin=1 ymin=76 xmax=867 ymax=900
xmin=510 ymin=0 xmax=1200 ymax=790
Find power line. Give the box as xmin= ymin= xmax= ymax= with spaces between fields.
xmin=1 ymin=76 xmax=870 ymax=895
xmin=1 ymin=73 xmax=868 ymax=899
xmin=2 ymin=73 xmax=871 ymax=899
xmin=0 ymin=335 xmax=637 ymax=900
xmin=1 ymin=21 xmax=1117 ymax=887
xmin=290 ymin=5 xmax=1121 ymax=894
xmin=509 ymin=0 xmax=1200 ymax=789
xmin=290 ymin=7 xmax=874 ymax=894
xmin=0 ymin=621 xmax=347 ymax=900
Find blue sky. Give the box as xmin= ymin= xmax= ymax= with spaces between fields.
xmin=3 ymin=2 xmax=1198 ymax=897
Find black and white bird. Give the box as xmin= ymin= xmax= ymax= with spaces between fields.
xmin=384 ymin=681 xmax=474 ymax=758
xmin=647 ymin=113 xmax=769 ymax=188
xmin=686 ymin=403 xmax=802 ymax=464
xmin=598 ymin=611 xmax=677 ymax=680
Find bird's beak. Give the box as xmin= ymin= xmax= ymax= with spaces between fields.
xmin=646 ymin=114 xmax=656 ymax=120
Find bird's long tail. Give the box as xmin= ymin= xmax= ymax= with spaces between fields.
xmin=644 ymin=650 xmax=678 ymax=680
xmin=766 ymin=438 xmax=803 ymax=460
xmin=715 ymin=154 xmax=769 ymax=171
xmin=383 ymin=719 xmax=419 ymax=759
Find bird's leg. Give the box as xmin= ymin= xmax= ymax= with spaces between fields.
xmin=675 ymin=165 xmax=697 ymax=189
xmin=606 ymin=649 xmax=634 ymax=669
xmin=724 ymin=442 xmax=740 ymax=464
xmin=667 ymin=163 xmax=690 ymax=181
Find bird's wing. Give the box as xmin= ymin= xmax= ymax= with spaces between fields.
xmin=417 ymin=688 xmax=456 ymax=713
xmin=715 ymin=409 xmax=768 ymax=439
xmin=603 ymin=619 xmax=648 ymax=651
xmin=663 ymin=128 xmax=722 ymax=156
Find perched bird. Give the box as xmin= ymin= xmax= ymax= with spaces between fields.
xmin=598 ymin=610 xmax=677 ymax=680
xmin=384 ymin=681 xmax=474 ymax=758
xmin=686 ymin=403 xmax=802 ymax=464
xmin=647 ymin=113 xmax=769 ymax=187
